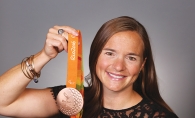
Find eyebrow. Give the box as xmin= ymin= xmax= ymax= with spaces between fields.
xmin=103 ymin=48 xmax=115 ymax=52
xmin=102 ymin=48 xmax=140 ymax=56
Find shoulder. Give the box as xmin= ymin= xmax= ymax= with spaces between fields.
xmin=141 ymin=98 xmax=178 ymax=118
xmin=49 ymin=85 xmax=66 ymax=99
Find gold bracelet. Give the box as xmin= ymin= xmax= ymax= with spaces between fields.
xmin=21 ymin=55 xmax=41 ymax=83
xmin=21 ymin=57 xmax=32 ymax=79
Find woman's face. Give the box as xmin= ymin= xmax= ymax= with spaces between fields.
xmin=96 ymin=31 xmax=145 ymax=93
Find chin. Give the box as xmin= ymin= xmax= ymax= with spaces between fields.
xmin=106 ymin=86 xmax=123 ymax=92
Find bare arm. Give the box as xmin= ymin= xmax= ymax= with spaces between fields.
xmin=0 ymin=26 xmax=78 ymax=117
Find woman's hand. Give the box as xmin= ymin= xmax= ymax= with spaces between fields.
xmin=43 ymin=26 xmax=79 ymax=59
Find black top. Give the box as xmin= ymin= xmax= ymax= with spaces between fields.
xmin=51 ymin=85 xmax=178 ymax=118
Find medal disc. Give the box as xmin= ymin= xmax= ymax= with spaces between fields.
xmin=56 ymin=88 xmax=83 ymax=116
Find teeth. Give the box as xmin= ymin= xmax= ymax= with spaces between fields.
xmin=108 ymin=73 xmax=124 ymax=79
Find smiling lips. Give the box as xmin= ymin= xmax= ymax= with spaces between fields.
xmin=108 ymin=72 xmax=126 ymax=80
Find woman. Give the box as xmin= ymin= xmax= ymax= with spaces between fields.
xmin=0 ymin=16 xmax=178 ymax=117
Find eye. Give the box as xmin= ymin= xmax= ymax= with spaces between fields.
xmin=128 ymin=56 xmax=136 ymax=61
xmin=105 ymin=52 xmax=114 ymax=56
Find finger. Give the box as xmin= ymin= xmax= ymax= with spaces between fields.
xmin=54 ymin=25 xmax=78 ymax=37
xmin=48 ymin=28 xmax=68 ymax=40
xmin=46 ymin=38 xmax=65 ymax=53
xmin=47 ymin=33 xmax=68 ymax=52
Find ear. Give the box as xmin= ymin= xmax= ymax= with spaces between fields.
xmin=140 ymin=58 xmax=147 ymax=71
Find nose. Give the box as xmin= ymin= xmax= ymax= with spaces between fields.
xmin=112 ymin=57 xmax=126 ymax=71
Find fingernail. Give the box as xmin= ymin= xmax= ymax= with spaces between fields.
xmin=74 ymin=31 xmax=79 ymax=36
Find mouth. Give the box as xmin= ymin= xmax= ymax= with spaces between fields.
xmin=108 ymin=72 xmax=126 ymax=80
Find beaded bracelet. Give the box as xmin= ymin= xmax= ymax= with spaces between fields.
xmin=21 ymin=55 xmax=40 ymax=83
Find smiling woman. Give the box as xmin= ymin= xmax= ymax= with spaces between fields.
xmin=96 ymin=31 xmax=145 ymax=93
xmin=83 ymin=16 xmax=178 ymax=117
xmin=0 ymin=16 xmax=178 ymax=118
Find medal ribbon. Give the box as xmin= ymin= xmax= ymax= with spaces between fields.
xmin=67 ymin=31 xmax=84 ymax=118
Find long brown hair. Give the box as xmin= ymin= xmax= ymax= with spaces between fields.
xmin=83 ymin=16 xmax=173 ymax=117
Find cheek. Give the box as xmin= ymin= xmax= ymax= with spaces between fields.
xmin=96 ymin=55 xmax=112 ymax=78
xmin=127 ymin=63 xmax=142 ymax=75
xmin=96 ymin=56 xmax=109 ymax=72
xmin=126 ymin=64 xmax=142 ymax=84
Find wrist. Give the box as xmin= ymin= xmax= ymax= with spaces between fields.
xmin=33 ymin=51 xmax=51 ymax=73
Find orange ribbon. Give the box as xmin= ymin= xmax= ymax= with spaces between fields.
xmin=67 ymin=31 xmax=84 ymax=118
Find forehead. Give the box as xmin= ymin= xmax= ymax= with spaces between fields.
xmin=104 ymin=31 xmax=144 ymax=55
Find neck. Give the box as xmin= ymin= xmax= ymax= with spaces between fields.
xmin=103 ymin=87 xmax=142 ymax=110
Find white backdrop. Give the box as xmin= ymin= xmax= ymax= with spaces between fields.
xmin=0 ymin=0 xmax=195 ymax=117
